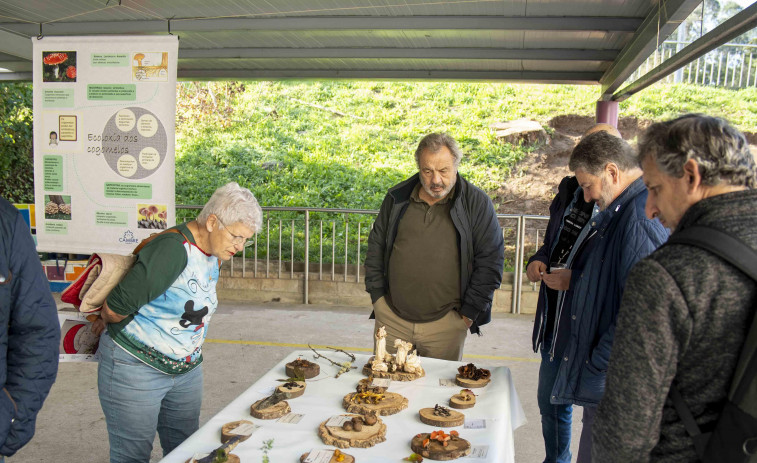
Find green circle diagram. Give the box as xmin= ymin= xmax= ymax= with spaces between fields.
xmin=101 ymin=107 xmax=167 ymax=179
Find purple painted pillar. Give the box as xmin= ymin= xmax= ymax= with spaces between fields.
xmin=596 ymin=100 xmax=619 ymax=127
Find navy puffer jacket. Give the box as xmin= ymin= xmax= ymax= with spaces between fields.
xmin=0 ymin=198 xmax=60 ymax=456
xmin=551 ymin=178 xmax=668 ymax=407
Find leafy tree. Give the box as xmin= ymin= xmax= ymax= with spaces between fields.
xmin=719 ymin=2 xmax=757 ymax=45
xmin=0 ymin=83 xmax=34 ymax=202
xmin=680 ymin=0 xmax=755 ymax=44
xmin=681 ymin=0 xmax=722 ymax=42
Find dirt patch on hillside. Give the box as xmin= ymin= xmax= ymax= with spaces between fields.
xmin=491 ymin=114 xmax=756 ymax=216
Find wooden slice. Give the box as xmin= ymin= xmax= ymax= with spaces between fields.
xmin=419 ymin=407 xmax=464 ymax=427
xmin=449 ymin=394 xmax=476 ymax=409
xmin=410 ymin=434 xmax=471 ymax=461
xmin=277 ymin=381 xmax=306 ymax=399
xmin=186 ymin=454 xmax=240 ymax=463
xmin=362 ymin=357 xmax=425 ymax=382
xmin=318 ymin=414 xmax=387 ymax=449
xmin=250 ymin=398 xmax=291 ymax=419
xmin=286 ymin=360 xmax=320 ymax=379
xmin=455 ymin=375 xmax=490 ymax=388
xmin=343 ymin=391 xmax=408 ymax=416
xmin=299 ymin=450 xmax=355 ymax=463
xmin=220 ymin=420 xmax=256 ymax=443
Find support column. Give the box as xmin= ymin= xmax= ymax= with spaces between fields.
xmin=595 ymin=100 xmax=619 ymax=127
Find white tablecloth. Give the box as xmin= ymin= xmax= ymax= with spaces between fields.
xmin=161 ymin=351 xmax=526 ymax=463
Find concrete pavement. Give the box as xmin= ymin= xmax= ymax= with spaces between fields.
xmin=13 ymin=299 xmax=583 ymax=462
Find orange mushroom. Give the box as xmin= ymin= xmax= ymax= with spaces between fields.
xmin=43 ymin=52 xmax=68 ymax=79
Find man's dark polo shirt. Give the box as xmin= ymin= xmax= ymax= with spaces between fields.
xmin=387 ymin=184 xmax=461 ymax=322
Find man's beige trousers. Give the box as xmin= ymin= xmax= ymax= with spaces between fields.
xmin=373 ymin=296 xmax=468 ymax=361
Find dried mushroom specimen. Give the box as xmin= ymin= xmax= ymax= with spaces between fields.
xmin=350 ymin=391 xmax=385 ymax=404
xmin=432 ymin=404 xmax=451 ymax=417
xmin=363 ymin=411 xmax=378 ymax=425
xmin=457 ymin=363 xmax=491 ymax=381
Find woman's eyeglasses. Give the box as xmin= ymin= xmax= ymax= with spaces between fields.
xmin=216 ymin=217 xmax=249 ymax=246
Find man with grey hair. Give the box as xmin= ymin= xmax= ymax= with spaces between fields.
xmin=526 ymin=123 xmax=622 ymax=463
xmin=543 ymin=131 xmax=667 ymax=462
xmin=594 ymin=114 xmax=757 ymax=461
xmin=365 ymin=133 xmax=504 ymax=360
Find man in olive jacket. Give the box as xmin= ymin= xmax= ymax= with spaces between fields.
xmin=365 ymin=133 xmax=504 ymax=361
xmin=594 ymin=114 xmax=757 ymax=461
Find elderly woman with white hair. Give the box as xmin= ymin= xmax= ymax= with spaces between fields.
xmin=96 ymin=182 xmax=262 ymax=463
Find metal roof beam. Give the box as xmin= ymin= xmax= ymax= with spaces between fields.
xmin=0 ymin=72 xmax=30 ymax=81
xmin=0 ymin=29 xmax=32 ymax=60
xmin=612 ymin=2 xmax=757 ymax=101
xmin=0 ymin=16 xmax=643 ymax=36
xmin=0 ymin=69 xmax=602 ymax=83
xmin=0 ymin=61 xmax=32 ymax=72
xmin=173 ymin=69 xmax=603 ymax=83
xmin=180 ymin=47 xmax=618 ymax=61
xmin=599 ymin=0 xmax=701 ymax=100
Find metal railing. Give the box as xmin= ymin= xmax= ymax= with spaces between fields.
xmin=627 ymin=41 xmax=757 ymax=89
xmin=178 ymin=205 xmax=549 ymax=313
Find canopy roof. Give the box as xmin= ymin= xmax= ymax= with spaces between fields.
xmin=0 ymin=0 xmax=702 ymax=99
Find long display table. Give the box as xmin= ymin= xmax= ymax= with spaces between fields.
xmin=161 ymin=350 xmax=526 ymax=463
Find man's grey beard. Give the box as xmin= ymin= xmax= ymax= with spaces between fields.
xmin=421 ymin=177 xmax=456 ymax=199
xmin=597 ymin=174 xmax=615 ymax=211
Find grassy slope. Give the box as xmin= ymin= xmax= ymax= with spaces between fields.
xmin=175 ymin=82 xmax=757 ymax=211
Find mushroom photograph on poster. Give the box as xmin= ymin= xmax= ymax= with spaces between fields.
xmin=42 ymin=51 xmax=77 ymax=82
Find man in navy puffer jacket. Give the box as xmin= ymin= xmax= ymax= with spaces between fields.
xmin=0 ymin=197 xmax=60 ymax=459
xmin=528 ymin=124 xmax=624 ymax=463
xmin=545 ymin=132 xmax=668 ymax=462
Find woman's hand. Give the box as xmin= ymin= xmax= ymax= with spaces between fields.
xmin=101 ymin=300 xmax=127 ymax=324
xmin=90 ymin=316 xmax=106 ymax=336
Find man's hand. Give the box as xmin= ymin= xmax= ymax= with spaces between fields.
xmin=461 ymin=315 xmax=473 ymax=329
xmin=542 ymin=269 xmax=572 ymax=291
xmin=526 ymin=261 xmax=547 ymax=283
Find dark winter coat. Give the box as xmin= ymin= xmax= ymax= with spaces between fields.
xmin=529 ymin=175 xmax=581 ymax=352
xmin=551 ymin=177 xmax=668 ymax=407
xmin=594 ymin=189 xmax=757 ymax=462
xmin=0 ymin=198 xmax=60 ymax=456
xmin=365 ymin=173 xmax=504 ymax=334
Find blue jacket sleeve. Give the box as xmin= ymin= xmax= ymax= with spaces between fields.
xmin=0 ymin=210 xmax=60 ymax=456
xmin=459 ymin=192 xmax=505 ymax=330
xmin=590 ymin=218 xmax=667 ymax=371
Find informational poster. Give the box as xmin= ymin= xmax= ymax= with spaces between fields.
xmin=33 ymin=36 xmax=178 ymax=255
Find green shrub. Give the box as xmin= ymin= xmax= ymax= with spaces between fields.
xmin=0 ymin=83 xmax=34 ymax=202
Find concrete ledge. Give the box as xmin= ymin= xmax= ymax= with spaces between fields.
xmin=217 ymin=272 xmax=539 ymax=314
